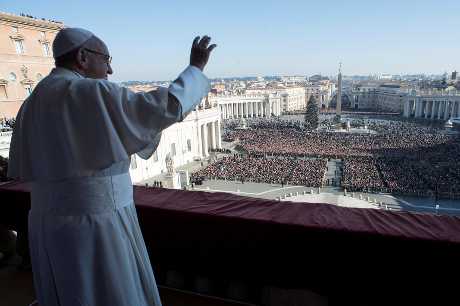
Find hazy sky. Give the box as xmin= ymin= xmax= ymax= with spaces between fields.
xmin=3 ymin=0 xmax=459 ymax=81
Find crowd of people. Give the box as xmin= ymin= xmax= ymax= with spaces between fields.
xmin=216 ymin=117 xmax=460 ymax=199
xmin=225 ymin=125 xmax=452 ymax=160
xmin=191 ymin=154 xmax=326 ymax=187
xmin=0 ymin=118 xmax=15 ymax=132
xmin=342 ymin=157 xmax=384 ymax=192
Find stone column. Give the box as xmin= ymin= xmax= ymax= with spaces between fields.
xmin=216 ymin=120 xmax=222 ymax=149
xmin=424 ymin=101 xmax=429 ymax=119
xmin=444 ymin=100 xmax=452 ymax=119
xmin=430 ymin=100 xmax=435 ymax=120
xmin=437 ymin=101 xmax=442 ymax=120
xmin=403 ymin=100 xmax=410 ymax=117
xmin=210 ymin=121 xmax=216 ymax=149
xmin=196 ymin=124 xmax=202 ymax=157
xmin=202 ymin=124 xmax=208 ymax=157
xmin=451 ymin=100 xmax=456 ymax=118
xmin=414 ymin=100 xmax=422 ymax=118
xmin=413 ymin=100 xmax=418 ymax=118
xmin=445 ymin=101 xmax=451 ymax=120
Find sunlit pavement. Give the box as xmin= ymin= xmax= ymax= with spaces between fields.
xmin=190 ymin=179 xmax=460 ymax=216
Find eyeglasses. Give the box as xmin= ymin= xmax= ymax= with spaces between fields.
xmin=83 ymin=48 xmax=112 ymax=64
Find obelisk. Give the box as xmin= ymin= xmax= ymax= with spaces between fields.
xmin=336 ymin=63 xmax=342 ymax=116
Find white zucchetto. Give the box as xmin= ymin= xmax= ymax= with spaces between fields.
xmin=52 ymin=27 xmax=94 ymax=58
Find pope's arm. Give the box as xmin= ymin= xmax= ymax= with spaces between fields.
xmin=135 ymin=65 xmax=211 ymax=159
xmin=70 ymin=65 xmax=210 ymax=162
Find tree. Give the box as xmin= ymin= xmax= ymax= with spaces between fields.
xmin=304 ymin=95 xmax=319 ymax=130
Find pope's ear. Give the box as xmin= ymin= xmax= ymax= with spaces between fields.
xmin=75 ymin=48 xmax=88 ymax=69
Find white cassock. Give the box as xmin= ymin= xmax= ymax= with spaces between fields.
xmin=8 ymin=65 xmax=210 ymax=306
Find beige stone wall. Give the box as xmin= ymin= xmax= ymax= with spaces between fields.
xmin=0 ymin=12 xmax=64 ymax=118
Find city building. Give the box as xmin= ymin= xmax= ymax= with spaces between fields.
xmin=352 ymin=83 xmax=408 ymax=112
xmin=0 ymin=12 xmax=64 ymax=118
xmin=280 ymin=75 xmax=307 ymax=84
xmin=305 ymin=80 xmax=334 ymax=109
xmin=246 ymin=86 xmax=306 ymax=112
xmin=210 ymin=83 xmax=225 ymax=94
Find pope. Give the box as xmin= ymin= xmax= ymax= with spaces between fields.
xmin=8 ymin=27 xmax=216 ymax=306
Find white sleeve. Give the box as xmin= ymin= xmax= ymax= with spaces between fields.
xmin=169 ymin=65 xmax=211 ymax=118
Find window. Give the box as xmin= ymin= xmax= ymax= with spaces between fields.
xmin=42 ymin=43 xmax=50 ymax=56
xmin=9 ymin=73 xmax=16 ymax=82
xmin=14 ymin=39 xmax=25 ymax=54
xmin=187 ymin=139 xmax=192 ymax=152
xmin=171 ymin=143 xmax=176 ymax=156
xmin=0 ymin=85 xmax=7 ymax=100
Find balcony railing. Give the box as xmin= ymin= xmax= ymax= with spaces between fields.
xmin=1 ymin=182 xmax=460 ymax=305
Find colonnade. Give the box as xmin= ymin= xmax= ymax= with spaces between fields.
xmin=196 ymin=120 xmax=222 ymax=157
xmin=403 ymin=98 xmax=460 ymax=120
xmin=219 ymin=100 xmax=281 ymax=120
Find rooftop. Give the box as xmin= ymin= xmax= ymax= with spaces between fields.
xmin=0 ymin=11 xmax=64 ymax=30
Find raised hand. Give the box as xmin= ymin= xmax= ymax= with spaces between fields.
xmin=190 ymin=35 xmax=217 ymax=71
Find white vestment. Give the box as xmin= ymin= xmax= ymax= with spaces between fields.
xmin=8 ymin=66 xmax=210 ymax=306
